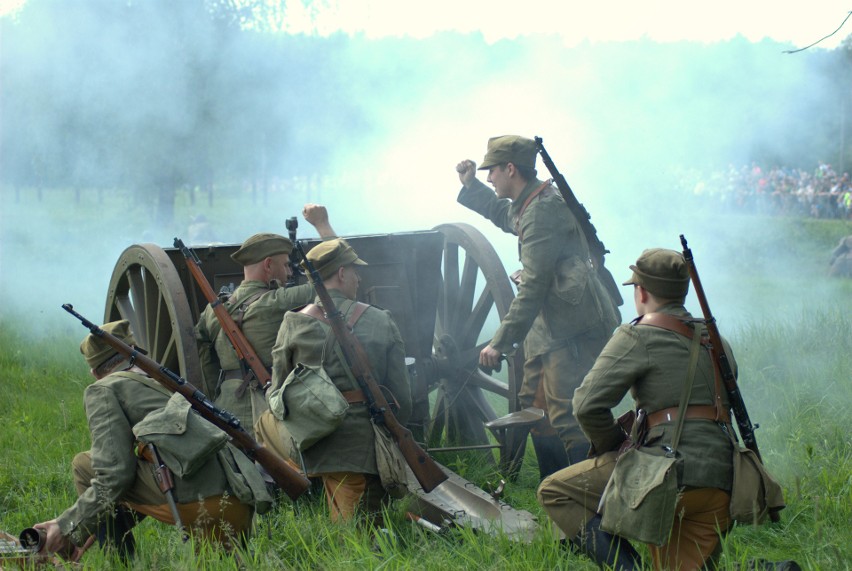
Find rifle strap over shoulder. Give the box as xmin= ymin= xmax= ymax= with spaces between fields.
xmin=637 ymin=312 xmax=728 ymax=423
xmin=299 ymin=301 xmax=370 ymax=393
xmin=516 ymin=179 xmax=553 ymax=242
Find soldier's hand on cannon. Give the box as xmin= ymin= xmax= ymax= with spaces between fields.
xmin=456 ymin=159 xmax=476 ymax=188
xmin=479 ymin=345 xmax=503 ymax=370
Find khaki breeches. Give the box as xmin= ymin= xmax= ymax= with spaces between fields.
xmin=537 ymin=453 xmax=731 ymax=570
xmin=72 ymin=451 xmax=252 ymax=545
xmin=321 ymin=472 xmax=386 ymax=524
xmin=648 ymin=488 xmax=731 ymax=571
xmin=517 ymin=336 xmax=606 ymax=446
xmin=255 ymin=410 xmax=387 ymax=524
xmin=537 ymin=451 xmax=619 ymax=538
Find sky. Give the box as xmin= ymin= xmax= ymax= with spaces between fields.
xmin=0 ymin=0 xmax=850 ymax=48
xmin=1 ymin=0 xmax=850 ymax=336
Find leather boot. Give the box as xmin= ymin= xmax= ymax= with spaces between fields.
xmin=96 ymin=505 xmax=137 ymax=563
xmin=570 ymin=514 xmax=640 ymax=571
xmin=531 ymin=434 xmax=569 ymax=479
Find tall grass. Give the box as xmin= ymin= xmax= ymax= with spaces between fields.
xmin=1 ymin=308 xmax=850 ymax=570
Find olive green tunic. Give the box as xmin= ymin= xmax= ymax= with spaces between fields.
xmin=195 ymin=280 xmax=314 ymax=426
xmin=269 ymin=290 xmax=412 ymax=475
xmin=458 ymin=178 xmax=620 ymax=358
xmin=55 ymin=371 xmax=240 ymax=547
xmin=573 ymin=304 xmax=735 ymax=491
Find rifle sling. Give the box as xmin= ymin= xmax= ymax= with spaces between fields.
xmin=231 ymin=289 xmax=274 ymax=399
xmin=515 ymin=179 xmax=552 ymax=242
xmin=636 ymin=312 xmax=729 ymax=425
xmin=299 ymin=301 xmax=370 ymax=398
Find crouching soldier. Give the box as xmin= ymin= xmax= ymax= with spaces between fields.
xmin=32 ymin=320 xmax=272 ymax=562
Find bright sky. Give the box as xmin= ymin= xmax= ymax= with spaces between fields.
xmin=1 ymin=0 xmax=850 ymax=49
xmin=276 ymin=1 xmax=852 ymax=48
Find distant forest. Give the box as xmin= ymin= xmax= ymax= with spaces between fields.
xmin=3 ymin=0 xmax=852 ymax=223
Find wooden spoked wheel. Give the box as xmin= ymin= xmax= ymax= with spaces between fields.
xmin=428 ymin=223 xmax=523 ymax=459
xmin=104 ymin=244 xmax=203 ymax=392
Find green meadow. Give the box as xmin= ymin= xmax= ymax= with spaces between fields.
xmin=1 ymin=214 xmax=850 ymax=570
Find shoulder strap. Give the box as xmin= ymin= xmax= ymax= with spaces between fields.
xmin=516 ymin=179 xmax=553 ymax=241
xmin=300 ymin=300 xmax=370 ymax=392
xmin=299 ymin=301 xmax=369 ymax=329
xmin=670 ymin=327 xmax=702 ymax=453
xmin=111 ymin=371 xmax=172 ymax=398
xmin=636 ymin=312 xmax=710 ymax=346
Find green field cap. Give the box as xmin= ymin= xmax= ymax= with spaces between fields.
xmin=80 ymin=320 xmax=137 ymax=369
xmin=231 ymin=233 xmax=294 ymax=266
xmin=623 ymin=248 xmax=689 ymax=298
xmin=307 ymin=238 xmax=367 ymax=280
xmin=478 ymin=135 xmax=537 ymax=170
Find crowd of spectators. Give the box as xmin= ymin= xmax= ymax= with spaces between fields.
xmin=688 ymin=162 xmax=852 ymax=219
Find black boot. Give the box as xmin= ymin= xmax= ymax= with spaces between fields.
xmin=570 ymin=514 xmax=640 ymax=571
xmin=531 ymin=435 xmax=569 ymax=479
xmin=96 ymin=505 xmax=137 ymax=563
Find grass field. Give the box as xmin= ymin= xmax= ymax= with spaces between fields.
xmin=1 ymin=215 xmax=850 ymax=570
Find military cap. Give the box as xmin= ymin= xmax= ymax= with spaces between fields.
xmin=307 ymin=238 xmax=367 ymax=280
xmin=478 ymin=135 xmax=537 ymax=171
xmin=80 ymin=320 xmax=137 ymax=370
xmin=231 ymin=233 xmax=294 ymax=266
xmin=623 ymin=248 xmax=690 ymax=299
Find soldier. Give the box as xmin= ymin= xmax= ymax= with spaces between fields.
xmin=537 ymin=249 xmax=800 ymax=571
xmin=195 ymin=204 xmax=337 ymax=431
xmin=32 ymin=320 xmax=270 ymax=562
xmin=828 ymin=234 xmax=852 ymax=277
xmin=256 ymin=238 xmax=412 ymax=526
xmin=456 ymin=136 xmax=621 ymax=477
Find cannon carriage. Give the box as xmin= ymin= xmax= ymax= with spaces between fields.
xmin=104 ymin=223 xmax=537 ymax=479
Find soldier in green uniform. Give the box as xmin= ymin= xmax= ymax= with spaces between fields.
xmin=536 ymin=249 xmax=802 ymax=571
xmin=456 ymin=135 xmax=621 ymax=477
xmin=257 ymin=238 xmax=412 ymax=526
xmin=33 ymin=320 xmax=271 ymax=562
xmin=195 ymin=204 xmax=337 ymax=432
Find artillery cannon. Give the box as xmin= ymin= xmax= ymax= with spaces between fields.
xmin=104 ymin=223 xmax=539 ymax=539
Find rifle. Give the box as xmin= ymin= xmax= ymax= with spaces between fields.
xmin=293 ymin=241 xmax=448 ymax=493
xmin=174 ymin=237 xmax=271 ymax=395
xmin=679 ymin=236 xmax=780 ymax=522
xmin=62 ymin=304 xmax=311 ymax=501
xmin=534 ymin=136 xmax=623 ymax=306
xmin=678 ymin=236 xmax=759 ymax=454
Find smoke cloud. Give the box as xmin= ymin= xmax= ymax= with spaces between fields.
xmin=0 ymin=2 xmax=849 ymax=341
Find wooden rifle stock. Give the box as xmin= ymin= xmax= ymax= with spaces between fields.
xmin=678 ymin=236 xmax=760 ymax=457
xmin=679 ymin=237 xmax=781 ymax=523
xmin=62 ymin=304 xmax=311 ymax=501
xmin=174 ymin=237 xmax=271 ymax=392
xmin=534 ymin=136 xmax=623 ymax=306
xmin=293 ymin=241 xmax=448 ymax=493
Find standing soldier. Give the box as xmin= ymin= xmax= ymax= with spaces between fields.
xmin=456 ymin=136 xmax=621 ymax=477
xmin=256 ymin=239 xmax=412 ymax=526
xmin=195 ymin=204 xmax=337 ymax=431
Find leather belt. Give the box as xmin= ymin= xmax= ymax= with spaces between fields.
xmin=341 ymin=389 xmax=367 ymax=404
xmin=646 ymin=404 xmax=729 ymax=428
